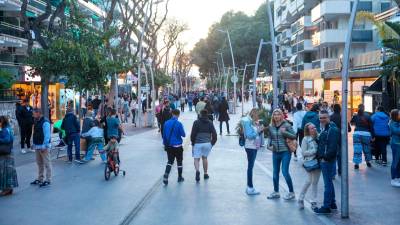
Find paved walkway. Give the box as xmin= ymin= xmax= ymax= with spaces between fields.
xmin=1 ymin=103 xmax=399 ymax=225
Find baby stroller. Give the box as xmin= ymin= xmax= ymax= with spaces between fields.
xmin=104 ymin=140 xmax=126 ymax=180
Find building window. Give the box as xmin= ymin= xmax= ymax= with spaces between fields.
xmin=381 ymin=2 xmax=391 ymax=13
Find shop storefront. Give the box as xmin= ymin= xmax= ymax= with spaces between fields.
xmin=300 ymin=68 xmax=323 ymax=104
xmin=323 ymin=70 xmax=380 ymax=114
xmin=11 ymin=67 xmax=69 ymax=121
xmin=281 ymin=71 xmax=300 ymax=94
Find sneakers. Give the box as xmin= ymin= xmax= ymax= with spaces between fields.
xmin=30 ymin=179 xmax=41 ymax=185
xmin=204 ymin=174 xmax=210 ymax=180
xmin=163 ymin=175 xmax=168 ymax=186
xmin=74 ymin=159 xmax=85 ymax=164
xmin=314 ymin=207 xmax=332 ymax=214
xmin=246 ymin=187 xmax=260 ymax=195
xmin=28 ymin=148 xmax=35 ymax=153
xmin=39 ymin=181 xmax=51 ymax=187
xmin=391 ymin=179 xmax=400 ymax=187
xmin=311 ymin=202 xmax=318 ymax=210
xmin=298 ymin=200 xmax=304 ymax=209
xmin=21 ymin=148 xmax=27 ymax=154
xmin=283 ymin=192 xmax=296 ymax=201
xmin=195 ymin=171 xmax=200 ymax=182
xmin=382 ymin=161 xmax=388 ymax=166
xmin=366 ymin=162 xmax=372 ymax=168
xmin=267 ymin=192 xmax=280 ymax=199
xmin=177 ymin=177 xmax=185 ymax=183
xmin=354 ymin=164 xmax=359 ymax=170
xmin=330 ymin=203 xmax=338 ymax=210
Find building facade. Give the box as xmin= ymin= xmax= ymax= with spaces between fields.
xmin=274 ymin=0 xmax=394 ymax=109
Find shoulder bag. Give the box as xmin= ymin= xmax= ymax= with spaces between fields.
xmin=165 ymin=121 xmax=177 ymax=151
xmin=303 ymin=158 xmax=320 ymax=172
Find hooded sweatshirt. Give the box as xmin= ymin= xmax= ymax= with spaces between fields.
xmin=371 ymin=111 xmax=390 ymax=137
xmin=190 ymin=116 xmax=217 ymax=145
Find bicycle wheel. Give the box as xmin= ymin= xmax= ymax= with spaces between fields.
xmin=104 ymin=163 xmax=111 ymax=180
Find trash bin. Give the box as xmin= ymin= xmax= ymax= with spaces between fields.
xmin=228 ymin=101 xmax=234 ymax=114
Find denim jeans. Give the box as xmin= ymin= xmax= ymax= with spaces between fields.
xmin=353 ymin=133 xmax=372 ymax=164
xmin=390 ymin=143 xmax=400 ymax=179
xmin=84 ymin=142 xmax=106 ymax=162
xmin=245 ymin=149 xmax=258 ymax=188
xmin=188 ymin=102 xmax=193 ymax=111
xmin=272 ymin=151 xmax=294 ymax=192
xmin=321 ymin=161 xmax=336 ymax=209
xmin=67 ymin=133 xmax=81 ymax=161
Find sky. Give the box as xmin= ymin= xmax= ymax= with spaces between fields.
xmin=167 ymin=0 xmax=266 ymax=51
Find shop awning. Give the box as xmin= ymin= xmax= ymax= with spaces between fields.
xmin=323 ymin=69 xmax=382 ymax=79
xmin=300 ymin=68 xmax=321 ymax=80
xmin=365 ymin=76 xmax=382 ymax=93
xmin=289 ymin=55 xmax=297 ymax=65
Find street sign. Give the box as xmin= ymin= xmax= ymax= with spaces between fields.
xmin=231 ymin=76 xmax=238 ymax=83
xmin=141 ymin=86 xmax=150 ymax=92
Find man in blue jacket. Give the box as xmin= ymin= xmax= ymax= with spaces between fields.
xmin=162 ymin=109 xmax=186 ymax=185
xmin=61 ymin=107 xmax=81 ymax=163
xmin=301 ymin=104 xmax=320 ymax=132
xmin=314 ymin=110 xmax=340 ymax=214
xmin=371 ymin=106 xmax=390 ymax=165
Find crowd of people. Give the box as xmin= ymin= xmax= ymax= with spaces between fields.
xmin=1 ymin=89 xmax=399 ymax=219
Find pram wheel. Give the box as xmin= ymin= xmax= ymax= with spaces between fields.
xmin=104 ymin=164 xmax=111 ymax=180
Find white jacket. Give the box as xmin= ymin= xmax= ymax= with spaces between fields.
xmin=293 ymin=110 xmax=306 ymax=133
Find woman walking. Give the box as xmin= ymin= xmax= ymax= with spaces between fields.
xmin=371 ymin=106 xmax=390 ymax=165
xmin=351 ymin=104 xmax=373 ymax=169
xmin=240 ymin=108 xmax=264 ymax=195
xmin=389 ymin=109 xmax=400 ymax=187
xmin=267 ymin=109 xmax=297 ymax=200
xmin=0 ymin=116 xmax=18 ymax=196
xmin=298 ymin=123 xmax=321 ymax=209
xmin=190 ymin=109 xmax=217 ymax=182
xmin=218 ymin=97 xmax=230 ymax=135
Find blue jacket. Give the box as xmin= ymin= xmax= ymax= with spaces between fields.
xmin=0 ymin=125 xmax=13 ymax=145
xmin=163 ymin=117 xmax=186 ymax=146
xmin=390 ymin=121 xmax=400 ymax=145
xmin=317 ymin=122 xmax=340 ymax=162
xmin=301 ymin=111 xmax=320 ymax=132
xmin=371 ymin=112 xmax=390 ymax=137
xmin=61 ymin=112 xmax=80 ymax=136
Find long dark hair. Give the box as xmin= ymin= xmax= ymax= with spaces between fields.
xmin=357 ymin=104 xmax=365 ymax=116
xmin=0 ymin=116 xmax=10 ymax=128
xmin=390 ymin=109 xmax=399 ymax=122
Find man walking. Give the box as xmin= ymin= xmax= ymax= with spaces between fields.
xmin=91 ymin=95 xmax=101 ymax=119
xmin=195 ymin=97 xmax=207 ymax=116
xmin=30 ymin=108 xmax=52 ymax=187
xmin=18 ymin=99 xmax=34 ymax=154
xmin=190 ymin=109 xmax=217 ymax=182
xmin=162 ymin=109 xmax=186 ymax=185
xmin=62 ymin=107 xmax=82 ymax=163
xmin=314 ymin=110 xmax=340 ymax=214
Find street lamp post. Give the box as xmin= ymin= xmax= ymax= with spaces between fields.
xmin=253 ymin=39 xmax=271 ymax=108
xmin=341 ymin=0 xmax=359 ymax=219
xmin=265 ymin=0 xmax=279 ymax=109
xmin=218 ymin=29 xmax=237 ymax=113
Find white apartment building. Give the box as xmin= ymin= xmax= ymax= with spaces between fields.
xmin=274 ymin=0 xmax=394 ymax=97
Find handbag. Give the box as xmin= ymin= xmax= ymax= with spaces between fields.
xmin=239 ymin=134 xmax=245 ymax=147
xmin=303 ymin=158 xmax=320 ymax=172
xmin=286 ymin=138 xmax=298 ymax=153
xmin=0 ymin=143 xmax=12 ymax=155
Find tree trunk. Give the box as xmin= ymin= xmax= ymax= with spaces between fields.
xmin=109 ymin=73 xmax=118 ymax=108
xmin=41 ymin=77 xmax=50 ymax=119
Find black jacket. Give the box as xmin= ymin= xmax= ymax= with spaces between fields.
xmin=190 ymin=116 xmax=217 ymax=146
xmin=317 ymin=122 xmax=340 ymax=162
xmin=218 ymin=100 xmax=230 ymax=122
xmin=19 ymin=105 xmax=34 ymax=125
xmin=61 ymin=112 xmax=80 ymax=136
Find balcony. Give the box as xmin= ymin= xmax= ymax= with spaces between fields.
xmin=352 ymin=30 xmax=373 ymax=42
xmin=312 ymin=29 xmax=347 ymax=46
xmin=0 ymin=22 xmax=26 ymax=40
xmin=321 ymin=58 xmax=340 ymax=72
xmin=311 ymin=1 xmax=351 ymax=23
xmin=352 ymin=50 xmax=381 ymax=69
